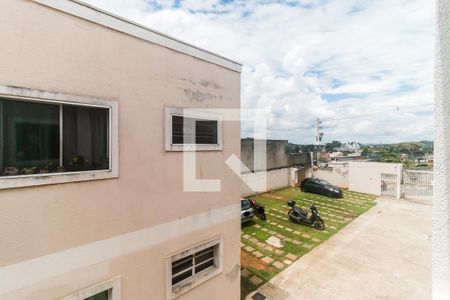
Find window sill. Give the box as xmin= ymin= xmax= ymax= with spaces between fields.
xmin=0 ymin=169 xmax=118 ymax=190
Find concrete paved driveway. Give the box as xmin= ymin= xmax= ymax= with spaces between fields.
xmin=255 ymin=197 xmax=431 ymax=300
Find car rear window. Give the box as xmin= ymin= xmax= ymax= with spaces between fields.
xmin=241 ymin=199 xmax=251 ymax=210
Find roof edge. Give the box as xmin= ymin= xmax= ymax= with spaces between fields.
xmin=30 ymin=0 xmax=243 ymax=73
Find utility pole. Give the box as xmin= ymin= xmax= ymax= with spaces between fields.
xmin=313 ymin=117 xmax=324 ymax=164
xmin=314 ymin=117 xmax=324 ymax=150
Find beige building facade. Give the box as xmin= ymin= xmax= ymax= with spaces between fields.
xmin=0 ymin=1 xmax=241 ymax=299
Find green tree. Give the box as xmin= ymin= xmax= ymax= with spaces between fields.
xmin=325 ymin=140 xmax=342 ymax=152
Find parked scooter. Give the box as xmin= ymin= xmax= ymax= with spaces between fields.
xmin=287 ymin=199 xmax=325 ymax=230
xmin=249 ymin=198 xmax=266 ymax=220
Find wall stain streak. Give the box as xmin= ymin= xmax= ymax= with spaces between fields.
xmin=184 ymin=89 xmax=223 ymax=103
xmin=225 ymin=264 xmax=240 ymax=282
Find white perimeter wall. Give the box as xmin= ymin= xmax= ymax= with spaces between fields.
xmin=241 ymin=168 xmax=290 ymax=197
xmin=314 ymin=163 xmax=349 ymax=188
xmin=434 ymin=0 xmax=450 ymax=298
xmin=348 ymin=162 xmax=402 ymax=198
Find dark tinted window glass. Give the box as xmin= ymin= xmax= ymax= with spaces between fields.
xmin=172 ymin=255 xmax=193 ymax=275
xmin=63 ymin=105 xmax=109 ymax=171
xmin=172 ymin=269 xmax=193 ymax=285
xmin=0 ymin=99 xmax=109 ymax=176
xmin=171 ymin=115 xmax=218 ymax=145
xmin=172 ymin=115 xmax=184 ymax=144
xmin=195 ymin=120 xmax=217 ymax=144
xmin=241 ymin=199 xmax=251 ymax=210
xmin=85 ymin=290 xmax=109 ymax=300
xmin=195 ymin=247 xmax=214 ymax=265
xmin=0 ymin=99 xmax=59 ymax=176
xmin=195 ymin=258 xmax=214 ymax=273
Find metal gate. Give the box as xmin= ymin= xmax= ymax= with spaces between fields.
xmin=402 ymin=170 xmax=433 ymax=198
xmin=381 ymin=173 xmax=398 ymax=198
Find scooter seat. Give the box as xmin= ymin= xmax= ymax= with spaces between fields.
xmin=293 ymin=206 xmax=308 ymax=216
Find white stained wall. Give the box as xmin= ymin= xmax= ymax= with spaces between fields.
xmin=314 ymin=163 xmax=349 ymax=188
xmin=348 ymin=162 xmax=402 ymax=198
xmin=434 ymin=0 xmax=450 ymax=298
xmin=241 ymin=168 xmax=291 ymax=197
xmin=0 ymin=1 xmax=241 ymax=299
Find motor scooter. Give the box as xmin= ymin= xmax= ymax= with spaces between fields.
xmin=287 ymin=199 xmax=325 ymax=230
xmin=249 ymin=198 xmax=266 ymax=220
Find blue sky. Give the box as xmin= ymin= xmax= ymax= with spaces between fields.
xmin=84 ymin=0 xmax=435 ymax=144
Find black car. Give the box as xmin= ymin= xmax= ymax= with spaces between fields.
xmin=300 ymin=178 xmax=343 ymax=198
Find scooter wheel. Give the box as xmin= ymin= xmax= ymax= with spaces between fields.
xmin=314 ymin=219 xmax=325 ymax=231
xmin=260 ymin=213 xmax=266 ymax=221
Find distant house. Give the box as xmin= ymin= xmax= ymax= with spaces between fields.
xmin=0 ymin=1 xmax=241 ymax=299
xmin=337 ymin=142 xmax=361 ymax=153
xmin=328 ymin=151 xmax=362 ymax=162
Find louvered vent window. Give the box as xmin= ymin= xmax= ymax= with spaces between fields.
xmin=171 ymin=115 xmax=218 ymax=145
xmin=168 ymin=238 xmax=223 ymax=299
xmin=171 ymin=246 xmax=215 ymax=286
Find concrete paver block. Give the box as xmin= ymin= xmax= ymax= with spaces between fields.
xmin=286 ymin=253 xmax=298 ymax=260
xmin=257 ymin=242 xmax=266 ymax=248
xmin=264 ymin=245 xmax=274 ymax=252
xmin=262 ymin=256 xmax=274 ymax=264
xmin=249 ymin=275 xmax=263 ymax=286
xmin=253 ymin=251 xmax=264 ymax=258
xmin=241 ymin=269 xmax=251 ymax=278
xmin=245 ymin=246 xmax=255 ymax=252
xmin=302 ymin=243 xmax=313 ymax=249
xmin=272 ymin=261 xmax=285 ymax=270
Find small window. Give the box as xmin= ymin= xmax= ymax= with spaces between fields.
xmin=61 ymin=277 xmax=120 ymax=300
xmin=171 ymin=115 xmax=218 ymax=145
xmin=84 ymin=290 xmax=110 ymax=300
xmin=165 ymin=107 xmax=222 ymax=151
xmin=167 ymin=237 xmax=223 ymax=299
xmin=171 ymin=245 xmax=216 ymax=286
xmin=0 ymin=98 xmax=110 ymax=177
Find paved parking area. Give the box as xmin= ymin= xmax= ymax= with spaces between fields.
xmin=255 ymin=197 xmax=431 ymax=300
xmin=240 ymin=189 xmax=376 ymax=299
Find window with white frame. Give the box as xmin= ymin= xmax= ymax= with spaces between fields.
xmin=0 ymin=85 xmax=118 ymax=189
xmin=167 ymin=237 xmax=223 ymax=299
xmin=61 ymin=277 xmax=121 ymax=300
xmin=165 ymin=107 xmax=222 ymax=151
xmin=0 ymin=98 xmax=110 ymax=176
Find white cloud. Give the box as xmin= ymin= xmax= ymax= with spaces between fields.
xmin=83 ymin=0 xmax=435 ymax=143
